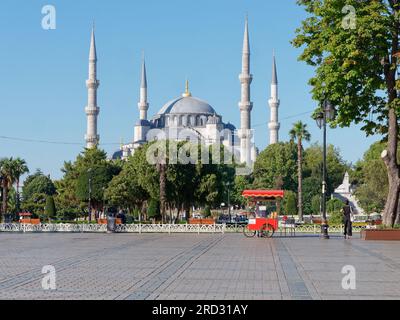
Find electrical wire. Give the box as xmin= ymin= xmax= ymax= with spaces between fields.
xmin=0 ymin=110 xmax=315 ymax=146
xmin=252 ymin=110 xmax=314 ymax=128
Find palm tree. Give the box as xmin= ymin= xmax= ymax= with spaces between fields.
xmin=0 ymin=158 xmax=18 ymax=222
xmin=289 ymin=122 xmax=311 ymax=222
xmin=13 ymin=158 xmax=29 ymax=214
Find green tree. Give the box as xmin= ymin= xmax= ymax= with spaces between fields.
xmin=54 ymin=162 xmax=81 ymax=221
xmin=293 ymin=0 xmax=400 ymax=226
xmin=253 ymin=142 xmax=297 ymax=191
xmin=283 ymin=191 xmax=297 ymax=216
xmin=55 ymin=148 xmax=121 ymax=220
xmin=105 ymin=151 xmax=149 ymax=213
xmin=202 ymin=205 xmax=212 ymax=217
xmin=327 ymin=198 xmax=345 ymax=225
xmin=147 ymin=198 xmax=160 ymax=220
xmin=354 ymin=141 xmax=392 ymax=214
xmin=13 ymin=158 xmax=29 ymax=213
xmin=289 ymin=121 xmax=311 ymax=221
xmin=105 ymin=141 xmax=237 ymax=222
xmin=303 ymin=176 xmax=322 ymax=215
xmin=195 ymin=144 xmax=236 ymax=211
xmin=0 ymin=157 xmax=18 ymax=221
xmin=76 ymin=165 xmax=114 ymax=210
xmin=134 ymin=143 xmax=160 ymax=200
xmin=329 ymin=211 xmax=345 ymax=225
xmin=303 ymin=143 xmax=349 ymax=196
xmin=327 ymin=198 xmax=344 ymax=215
xmin=6 ymin=187 xmax=17 ymax=217
xmin=45 ymin=195 xmax=57 ymax=221
xmin=311 ymin=195 xmax=321 ymax=215
xmin=22 ymin=193 xmax=47 ymax=218
xmin=22 ymin=170 xmax=56 ymax=202
xmin=231 ymin=175 xmax=254 ymax=207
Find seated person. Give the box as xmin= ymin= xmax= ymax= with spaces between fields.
xmin=255 ymin=204 xmax=269 ymax=218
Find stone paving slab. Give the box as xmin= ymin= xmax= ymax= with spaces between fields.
xmin=0 ymin=233 xmax=400 ymax=300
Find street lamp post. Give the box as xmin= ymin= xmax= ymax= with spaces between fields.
xmin=88 ymin=168 xmax=92 ymax=223
xmin=316 ymin=99 xmax=335 ymax=240
xmin=102 ymin=187 xmax=106 ymax=219
xmin=225 ymin=182 xmax=232 ymax=223
xmin=0 ymin=175 xmax=3 ymax=218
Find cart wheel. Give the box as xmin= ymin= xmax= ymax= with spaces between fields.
xmin=243 ymin=225 xmax=256 ymax=238
xmin=260 ymin=224 xmax=275 ymax=238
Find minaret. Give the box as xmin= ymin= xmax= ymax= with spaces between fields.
xmin=238 ymin=16 xmax=253 ymax=164
xmin=85 ymin=26 xmax=100 ymax=148
xmin=138 ymin=56 xmax=149 ymax=120
xmin=134 ymin=56 xmax=151 ymax=146
xmin=268 ymin=53 xmax=280 ymax=144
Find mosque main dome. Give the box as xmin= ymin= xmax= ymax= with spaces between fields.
xmin=157 ymin=96 xmax=216 ymax=116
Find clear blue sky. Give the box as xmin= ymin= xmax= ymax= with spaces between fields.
xmin=0 ymin=0 xmax=380 ymax=180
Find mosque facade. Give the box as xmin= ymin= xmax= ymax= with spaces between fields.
xmin=84 ymin=19 xmax=281 ymax=167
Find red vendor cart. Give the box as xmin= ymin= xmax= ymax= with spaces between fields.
xmin=242 ymin=190 xmax=284 ymax=238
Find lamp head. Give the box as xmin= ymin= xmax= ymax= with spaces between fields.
xmin=324 ymin=100 xmax=335 ymax=120
xmin=316 ymin=112 xmax=324 ymax=129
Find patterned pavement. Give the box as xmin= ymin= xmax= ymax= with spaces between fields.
xmin=0 ymin=233 xmax=399 ymax=300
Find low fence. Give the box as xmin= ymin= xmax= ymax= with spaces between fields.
xmin=0 ymin=223 xmax=366 ymax=235
xmin=224 ymin=224 xmax=366 ymax=234
xmin=0 ymin=223 xmax=225 ymax=234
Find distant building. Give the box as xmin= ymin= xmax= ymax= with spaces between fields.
xmin=333 ymin=172 xmax=364 ymax=215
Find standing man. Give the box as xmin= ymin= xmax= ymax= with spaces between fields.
xmin=343 ymin=200 xmax=353 ymax=239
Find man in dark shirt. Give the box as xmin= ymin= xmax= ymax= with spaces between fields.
xmin=343 ymin=200 xmax=353 ymax=239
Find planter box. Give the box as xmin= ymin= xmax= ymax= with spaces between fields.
xmin=98 ymin=218 xmax=122 ymax=225
xmin=361 ymin=229 xmax=400 ymax=241
xmin=98 ymin=219 xmax=107 ymax=225
xmin=20 ymin=219 xmax=41 ymax=225
xmin=189 ymin=218 xmax=215 ymax=225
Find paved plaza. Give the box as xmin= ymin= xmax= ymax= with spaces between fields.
xmin=0 ymin=232 xmax=400 ymax=300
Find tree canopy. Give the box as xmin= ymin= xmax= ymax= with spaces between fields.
xmin=253 ymin=142 xmax=298 ymax=191
xmin=22 ymin=170 xmax=56 ymax=201
xmin=293 ymin=0 xmax=400 ymax=226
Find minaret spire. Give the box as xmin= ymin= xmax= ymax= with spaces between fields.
xmin=272 ymin=51 xmax=278 ymax=85
xmin=85 ymin=26 xmax=100 ymax=148
xmin=268 ymin=52 xmax=280 ymax=144
xmin=238 ymin=15 xmax=253 ymax=165
xmin=138 ymin=54 xmax=149 ymax=120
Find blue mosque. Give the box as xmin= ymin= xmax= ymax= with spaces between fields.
xmin=83 ymin=18 xmax=281 ymax=166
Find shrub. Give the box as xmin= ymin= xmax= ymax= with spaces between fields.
xmin=45 ymin=195 xmax=57 ymax=220
xmin=283 ymin=191 xmax=297 ymax=216
xmin=202 ymin=205 xmax=211 ymax=217
xmin=327 ymin=198 xmax=343 ymax=214
xmin=311 ymin=195 xmax=321 ymax=215
xmin=147 ymin=199 xmax=160 ymax=219
xmin=328 ymin=210 xmax=344 ymax=225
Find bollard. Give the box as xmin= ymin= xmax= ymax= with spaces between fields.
xmin=107 ymin=216 xmax=116 ymax=233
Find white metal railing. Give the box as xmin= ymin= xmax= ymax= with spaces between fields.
xmin=0 ymin=223 xmax=225 ymax=234
xmin=0 ymin=223 xmax=365 ymax=235
xmin=224 ymin=224 xmax=366 ymax=234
